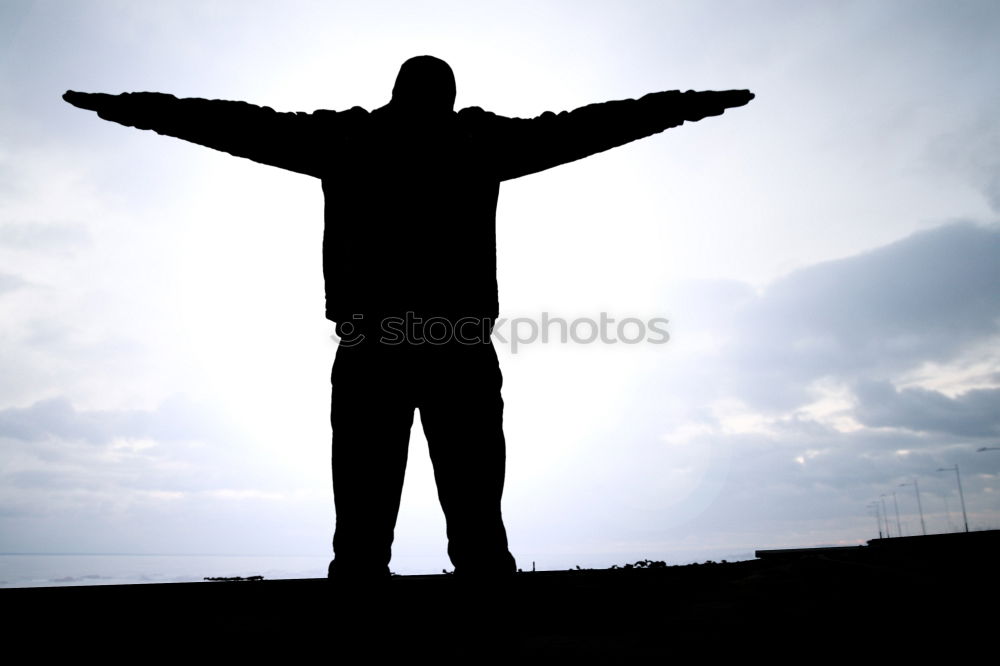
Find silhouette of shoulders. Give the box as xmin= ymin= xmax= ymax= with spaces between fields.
xmin=63 ymin=87 xmax=753 ymax=182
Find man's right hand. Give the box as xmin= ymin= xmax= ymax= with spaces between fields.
xmin=63 ymin=91 xmax=112 ymax=112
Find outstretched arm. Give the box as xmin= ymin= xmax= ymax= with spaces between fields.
xmin=63 ymin=91 xmax=341 ymax=178
xmin=478 ymin=89 xmax=754 ymax=181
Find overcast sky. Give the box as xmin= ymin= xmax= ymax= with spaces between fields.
xmin=1 ymin=0 xmax=999 ymax=574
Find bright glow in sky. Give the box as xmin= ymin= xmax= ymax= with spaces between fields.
xmin=1 ymin=0 xmax=999 ymax=576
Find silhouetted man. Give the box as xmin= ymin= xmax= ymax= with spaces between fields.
xmin=64 ymin=55 xmax=753 ymax=579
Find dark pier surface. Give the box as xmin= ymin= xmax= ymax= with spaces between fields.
xmin=7 ymin=530 xmax=998 ymax=659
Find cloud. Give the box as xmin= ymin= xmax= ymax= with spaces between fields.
xmin=853 ymin=380 xmax=1000 ymax=438
xmin=0 ymin=222 xmax=91 ymax=250
xmin=0 ymin=391 xmax=304 ymax=527
xmin=618 ymin=222 xmax=1000 ymax=480
xmin=929 ymin=107 xmax=1000 ymax=215
xmin=0 ymin=272 xmax=28 ymax=294
xmin=694 ymin=222 xmax=1000 ymax=411
xmin=597 ymin=221 xmax=1000 ymax=544
xmin=0 ymin=395 xmax=227 ymax=444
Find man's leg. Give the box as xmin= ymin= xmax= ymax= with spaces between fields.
xmin=329 ymin=342 xmax=415 ymax=578
xmin=419 ymin=341 xmax=516 ymax=576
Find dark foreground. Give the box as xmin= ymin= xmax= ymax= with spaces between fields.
xmin=7 ymin=531 xmax=998 ymax=660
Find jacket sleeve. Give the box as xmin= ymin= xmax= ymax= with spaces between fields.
xmin=479 ymin=89 xmax=753 ymax=182
xmin=63 ymin=91 xmax=344 ymax=178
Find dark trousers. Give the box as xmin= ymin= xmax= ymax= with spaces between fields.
xmin=328 ymin=334 xmax=516 ymax=577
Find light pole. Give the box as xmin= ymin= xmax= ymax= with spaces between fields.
xmin=880 ymin=494 xmax=892 ymax=538
xmin=899 ymin=479 xmax=927 ymax=536
xmin=891 ymin=491 xmax=903 ymax=537
xmin=868 ymin=501 xmax=883 ymax=539
xmin=937 ymin=465 xmax=969 ymax=533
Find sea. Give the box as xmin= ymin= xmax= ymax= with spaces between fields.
xmin=0 ymin=548 xmax=759 ymax=588
xmin=0 ymin=553 xmax=329 ymax=588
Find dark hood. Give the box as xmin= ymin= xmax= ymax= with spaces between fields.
xmin=388 ymin=55 xmax=456 ymax=115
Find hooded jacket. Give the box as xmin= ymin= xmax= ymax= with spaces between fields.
xmin=64 ymin=59 xmax=751 ymax=323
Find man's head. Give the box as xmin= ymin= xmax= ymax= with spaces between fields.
xmin=390 ymin=55 xmax=456 ymax=114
